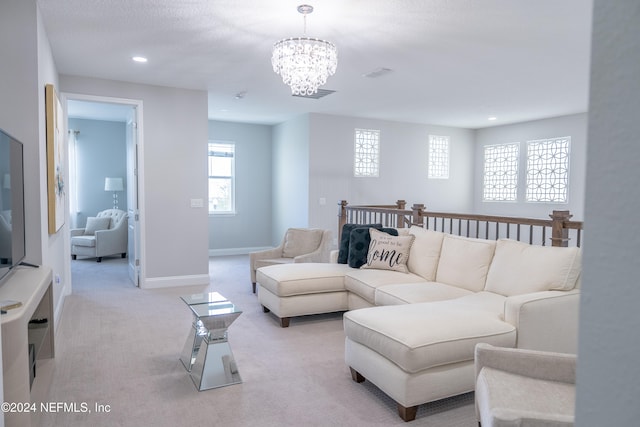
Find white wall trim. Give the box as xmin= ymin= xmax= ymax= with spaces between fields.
xmin=209 ymin=246 xmax=272 ymax=257
xmin=141 ymin=274 xmax=209 ymax=289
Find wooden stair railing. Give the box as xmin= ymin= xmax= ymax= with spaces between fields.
xmin=338 ymin=200 xmax=583 ymax=247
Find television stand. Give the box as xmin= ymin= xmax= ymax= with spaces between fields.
xmin=0 ymin=265 xmax=54 ymax=427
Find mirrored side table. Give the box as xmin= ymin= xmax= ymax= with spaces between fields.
xmin=179 ymin=292 xmax=242 ymax=390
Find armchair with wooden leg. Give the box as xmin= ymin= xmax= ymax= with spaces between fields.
xmin=249 ymin=228 xmax=332 ymax=293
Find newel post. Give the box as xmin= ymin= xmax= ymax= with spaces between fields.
xmin=550 ymin=210 xmax=572 ymax=247
xmin=411 ymin=204 xmax=425 ymax=227
xmin=338 ymin=200 xmax=348 ymax=239
xmin=396 ymin=200 xmax=407 ymax=228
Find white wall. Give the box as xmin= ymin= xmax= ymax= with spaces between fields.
xmin=208 ymin=120 xmax=273 ymax=254
xmin=308 ymin=113 xmax=476 ymax=237
xmin=0 ymin=0 xmax=41 ymax=266
xmin=0 ymin=0 xmax=70 ymax=330
xmin=60 ymin=75 xmax=210 ymax=287
xmin=473 ymin=113 xmax=588 ymax=220
xmin=576 ymin=1 xmax=640 ymax=425
xmin=271 ymin=115 xmax=309 ymax=244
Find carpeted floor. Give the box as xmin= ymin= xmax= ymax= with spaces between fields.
xmin=34 ymin=255 xmax=476 ymax=426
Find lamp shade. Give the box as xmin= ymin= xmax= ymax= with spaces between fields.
xmin=104 ymin=177 xmax=124 ymax=192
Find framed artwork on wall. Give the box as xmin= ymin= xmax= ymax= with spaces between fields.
xmin=45 ymin=83 xmax=65 ymax=234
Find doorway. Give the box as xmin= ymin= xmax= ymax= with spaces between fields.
xmin=64 ymin=93 xmax=144 ymax=287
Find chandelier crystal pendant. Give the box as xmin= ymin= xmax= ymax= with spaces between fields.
xmin=271 ymin=4 xmax=338 ymax=96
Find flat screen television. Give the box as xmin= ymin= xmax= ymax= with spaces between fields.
xmin=0 ymin=127 xmax=26 ymax=284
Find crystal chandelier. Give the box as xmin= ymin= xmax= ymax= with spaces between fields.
xmin=271 ymin=4 xmax=338 ymax=96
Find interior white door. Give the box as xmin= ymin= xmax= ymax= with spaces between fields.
xmin=126 ymin=112 xmax=141 ymax=286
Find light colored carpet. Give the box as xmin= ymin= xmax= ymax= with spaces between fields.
xmin=34 ymin=255 xmax=476 ymax=426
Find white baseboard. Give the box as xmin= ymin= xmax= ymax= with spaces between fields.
xmin=54 ymin=280 xmax=72 ymax=334
xmin=141 ymin=273 xmax=210 ymax=289
xmin=208 ymin=246 xmax=272 ymax=257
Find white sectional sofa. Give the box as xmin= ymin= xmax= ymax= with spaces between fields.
xmin=255 ymin=226 xmax=581 ymax=421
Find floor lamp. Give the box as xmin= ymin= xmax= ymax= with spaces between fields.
xmin=104 ymin=177 xmax=124 ymax=209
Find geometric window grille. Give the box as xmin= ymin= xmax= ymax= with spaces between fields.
xmin=428 ymin=135 xmax=450 ymax=179
xmin=526 ymin=137 xmax=570 ymax=203
xmin=354 ymin=128 xmax=380 ymax=177
xmin=483 ymin=143 xmax=520 ymax=202
xmin=208 ymin=141 xmax=235 ymax=214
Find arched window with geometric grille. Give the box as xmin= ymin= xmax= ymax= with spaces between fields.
xmin=526 ymin=137 xmax=571 ymax=203
xmin=483 ymin=142 xmax=520 ymax=202
xmin=354 ymin=128 xmax=380 ymax=177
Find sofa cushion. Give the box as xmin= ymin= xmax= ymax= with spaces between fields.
xmin=84 ymin=216 xmax=111 ymax=235
xmin=361 ymin=228 xmax=415 ymax=273
xmin=439 ymin=291 xmax=508 ymax=316
xmin=281 ymin=228 xmax=324 ymax=258
xmin=485 ymin=239 xmax=582 ymax=296
xmin=256 ymin=263 xmax=352 ymax=297
xmin=374 ymin=282 xmax=473 ymax=305
xmin=344 ymin=303 xmax=516 ymax=374
xmin=337 ymin=223 xmax=382 ymax=264
xmin=435 ymin=235 xmax=497 ymax=292
xmin=344 ymin=269 xmax=426 ymax=305
xmin=347 ymin=227 xmax=398 ymax=268
xmin=407 ymin=226 xmax=445 ymax=280
xmin=71 ymin=235 xmax=96 ymax=248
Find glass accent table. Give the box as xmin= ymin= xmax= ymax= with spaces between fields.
xmin=179 ymin=292 xmax=242 ymax=390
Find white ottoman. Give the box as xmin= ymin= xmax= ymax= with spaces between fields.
xmin=256 ymin=263 xmax=352 ymax=327
xmin=344 ymin=301 xmax=517 ymax=421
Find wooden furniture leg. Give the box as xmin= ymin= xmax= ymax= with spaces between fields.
xmin=397 ymin=404 xmax=418 ymax=422
xmin=350 ymin=367 xmax=365 ymax=383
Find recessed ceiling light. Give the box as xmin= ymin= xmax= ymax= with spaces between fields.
xmin=488 ymin=116 xmax=497 ymax=121
xmin=132 ymin=56 xmax=148 ymax=63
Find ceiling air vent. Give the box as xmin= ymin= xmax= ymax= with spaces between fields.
xmin=293 ymin=89 xmax=336 ymax=99
xmin=362 ymin=67 xmax=393 ymax=78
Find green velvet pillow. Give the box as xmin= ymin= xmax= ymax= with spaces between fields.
xmin=337 ymin=223 xmax=382 ymax=264
xmin=347 ymin=227 xmax=398 ymax=268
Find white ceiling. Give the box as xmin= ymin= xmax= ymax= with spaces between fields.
xmin=38 ymin=0 xmax=593 ymax=129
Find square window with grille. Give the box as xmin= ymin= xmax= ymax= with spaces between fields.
xmin=428 ymin=135 xmax=450 ymax=179
xmin=208 ymin=141 xmax=235 ymax=214
xmin=526 ymin=137 xmax=570 ymax=203
xmin=354 ymin=129 xmax=380 ymax=177
xmin=483 ymin=143 xmax=519 ymax=202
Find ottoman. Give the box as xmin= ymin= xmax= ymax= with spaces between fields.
xmin=343 ymin=301 xmax=517 ymax=421
xmin=256 ymin=263 xmax=352 ymax=327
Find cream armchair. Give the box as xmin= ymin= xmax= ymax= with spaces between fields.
xmin=250 ymin=228 xmax=332 ymax=293
xmin=474 ymin=343 xmax=576 ymax=427
xmin=71 ymin=209 xmax=128 ymax=262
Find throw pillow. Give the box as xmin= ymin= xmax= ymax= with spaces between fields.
xmin=347 ymin=227 xmax=398 ymax=268
xmin=336 ymin=223 xmax=382 ymax=264
xmin=361 ymin=228 xmax=415 ymax=273
xmin=84 ymin=216 xmax=111 ymax=236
